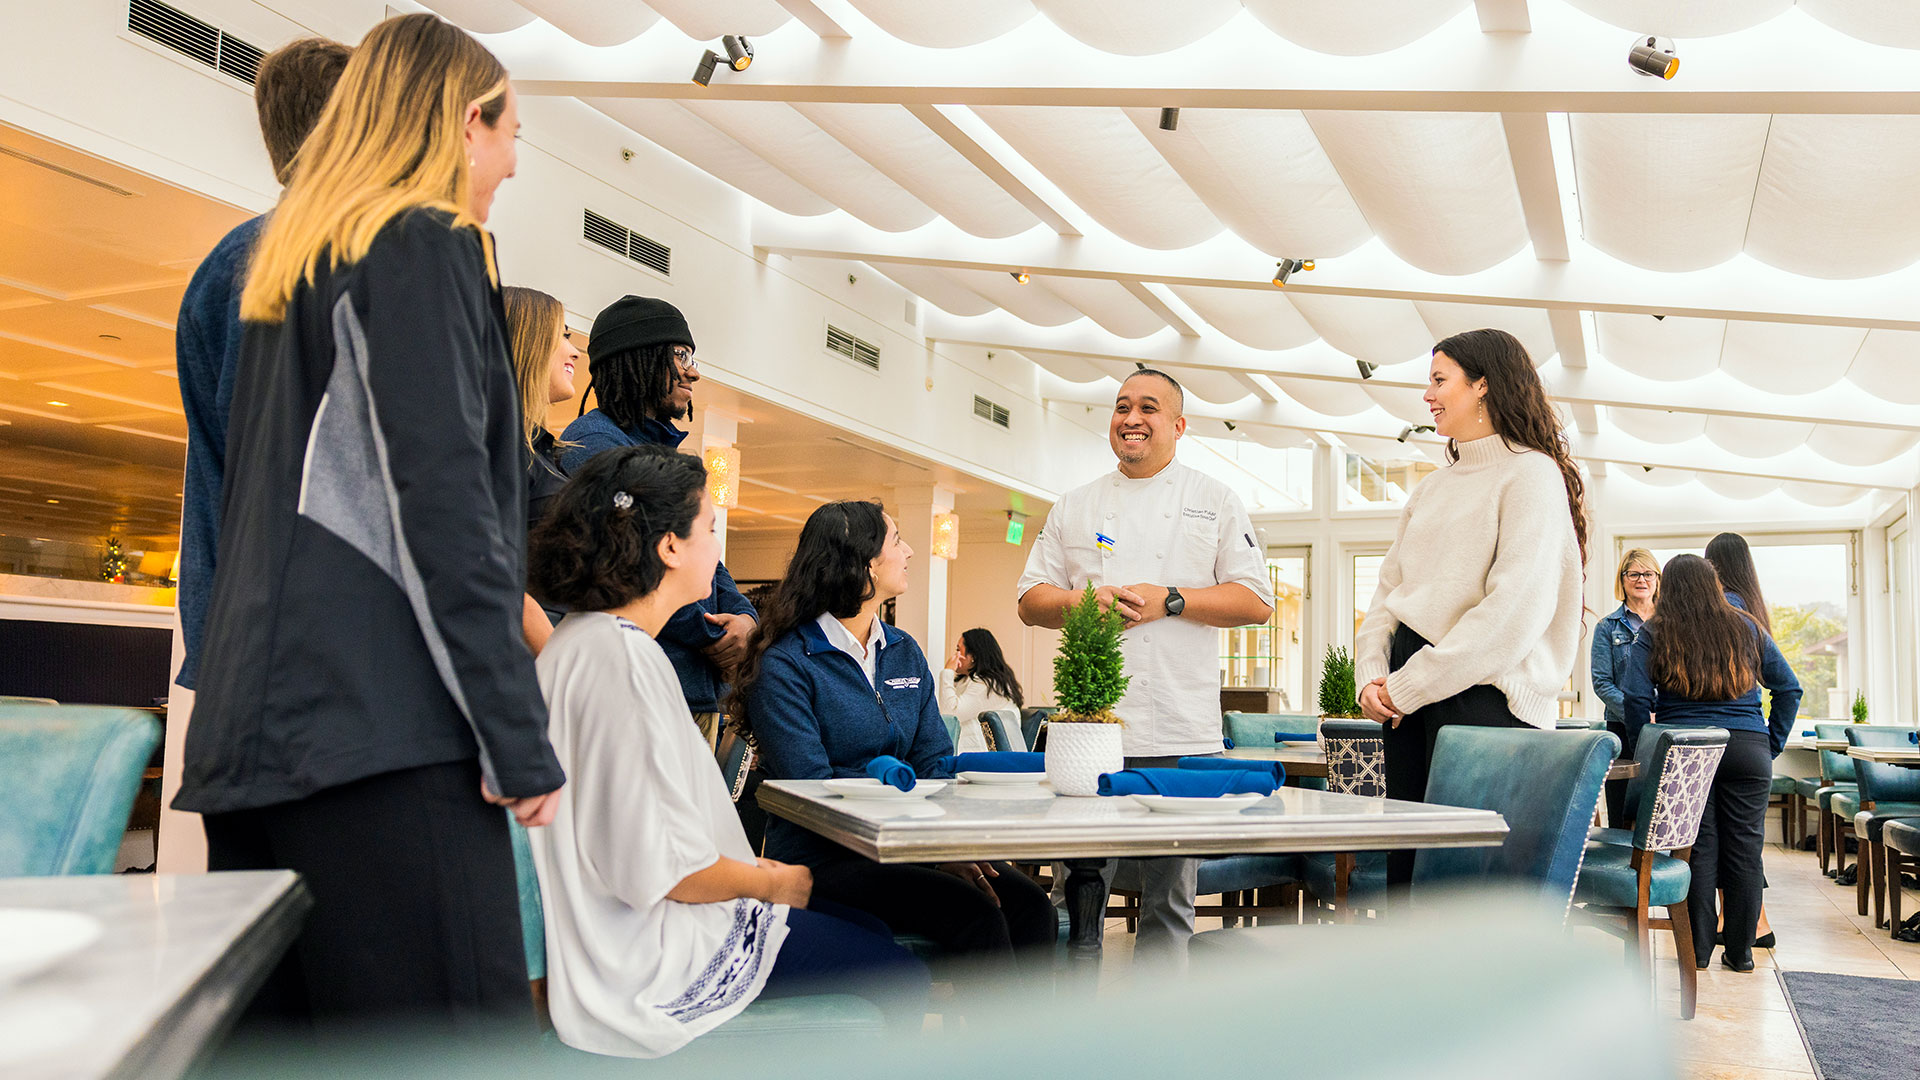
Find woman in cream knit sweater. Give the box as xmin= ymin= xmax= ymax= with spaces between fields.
xmin=1353 ymin=328 xmax=1589 ymax=889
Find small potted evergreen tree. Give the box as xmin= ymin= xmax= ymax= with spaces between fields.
xmin=1853 ymin=690 xmax=1869 ymax=725
xmin=1318 ymin=645 xmax=1365 ymax=728
xmin=1045 ymin=585 xmax=1129 ymax=796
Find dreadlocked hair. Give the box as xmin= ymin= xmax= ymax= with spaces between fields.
xmin=581 ymin=343 xmax=682 ymax=429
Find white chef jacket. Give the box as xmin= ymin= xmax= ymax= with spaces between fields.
xmin=1018 ymin=459 xmax=1273 ymax=756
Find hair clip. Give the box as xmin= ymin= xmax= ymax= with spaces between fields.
xmin=612 ymin=491 xmax=633 ymax=511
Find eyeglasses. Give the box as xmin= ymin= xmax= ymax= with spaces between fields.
xmin=1623 ymin=571 xmax=1659 ymax=582
xmin=671 ymin=345 xmax=699 ymax=376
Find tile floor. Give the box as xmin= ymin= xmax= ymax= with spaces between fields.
xmin=1089 ymin=830 xmax=1916 ymax=1079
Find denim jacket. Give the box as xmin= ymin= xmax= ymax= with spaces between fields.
xmin=1589 ymin=604 xmax=1642 ymax=731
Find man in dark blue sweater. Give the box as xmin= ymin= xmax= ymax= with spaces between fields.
xmin=175 ymin=38 xmax=350 ymax=689
xmin=562 ymin=296 xmax=757 ymax=744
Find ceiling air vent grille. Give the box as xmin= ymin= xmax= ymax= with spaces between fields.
xmin=128 ymin=0 xmax=264 ymax=85
xmin=973 ymin=395 xmax=1011 ymax=429
xmin=582 ymin=209 xmax=671 ymax=276
xmin=826 ymin=325 xmax=880 ymax=370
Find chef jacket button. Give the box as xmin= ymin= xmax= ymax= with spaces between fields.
xmin=1163 ymin=510 xmax=1172 ymax=518
xmin=1154 ymin=552 xmax=1163 ymax=559
xmin=1105 ymin=512 xmax=1114 ymax=520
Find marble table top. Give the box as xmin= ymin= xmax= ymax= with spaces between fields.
xmin=0 ymin=871 xmax=309 ymax=1080
xmin=1222 ymin=744 xmax=1327 ymax=777
xmin=757 ymin=779 xmax=1508 ymax=863
xmin=1847 ymin=746 xmax=1920 ymax=765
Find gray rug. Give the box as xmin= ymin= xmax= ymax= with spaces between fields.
xmin=1779 ymin=970 xmax=1920 ymax=1079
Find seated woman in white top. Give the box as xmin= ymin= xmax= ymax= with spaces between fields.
xmin=938 ymin=628 xmax=1026 ymax=752
xmin=526 ymin=444 xmax=928 ymax=1058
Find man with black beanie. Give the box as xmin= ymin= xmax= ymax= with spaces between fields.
xmin=561 ymin=296 xmax=757 ymax=747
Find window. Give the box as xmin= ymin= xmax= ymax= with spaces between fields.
xmin=1351 ymin=552 xmax=1385 ymax=639
xmin=1186 ymin=436 xmax=1314 ymax=513
xmin=1219 ymin=550 xmax=1308 ymax=710
xmin=1639 ymin=535 xmax=1856 ymax=719
xmin=1341 ymin=452 xmax=1437 ymax=510
xmin=1888 ymin=520 xmax=1912 ymax=726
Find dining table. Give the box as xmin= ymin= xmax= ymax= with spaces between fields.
xmin=756 ymin=778 xmax=1508 ymax=980
xmin=1225 ymin=744 xmax=1639 ymax=782
xmin=1846 ymin=745 xmax=1920 ymax=767
xmin=1 ymin=870 xmax=310 ymax=1080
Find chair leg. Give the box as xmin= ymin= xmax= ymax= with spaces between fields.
xmin=1835 ymin=813 xmax=1850 ymax=875
xmin=1873 ymin=841 xmax=1889 ymax=929
xmin=1857 ymin=833 xmax=1872 ymax=916
xmin=1334 ymin=853 xmax=1354 ymax=925
xmin=1669 ymin=896 xmax=1697 ymax=1020
xmin=1777 ymin=794 xmax=1790 ymax=848
xmin=1891 ymin=850 xmax=1906 ymax=934
xmin=1817 ymin=807 xmax=1830 ymax=872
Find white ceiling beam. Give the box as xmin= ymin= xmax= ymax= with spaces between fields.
xmin=927 ymin=310 xmax=1920 ymax=434
xmin=1476 ymin=0 xmax=1531 ymax=33
xmin=759 ymin=212 xmax=1920 ymax=331
xmin=772 ymin=0 xmax=852 ymax=39
xmin=1546 ymin=307 xmax=1586 ymax=367
xmin=1122 ymin=281 xmax=1199 ymax=337
xmin=504 ymin=8 xmax=1920 ymax=115
xmin=1500 ymin=112 xmax=1568 ymax=261
xmin=903 ymin=105 xmax=1084 ymax=237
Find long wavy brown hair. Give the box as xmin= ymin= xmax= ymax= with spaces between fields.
xmin=1646 ymin=554 xmax=1760 ymax=701
xmin=1432 ymin=328 xmax=1589 ymax=565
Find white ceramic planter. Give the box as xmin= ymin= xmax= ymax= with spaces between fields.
xmin=1045 ymin=721 xmax=1125 ymax=797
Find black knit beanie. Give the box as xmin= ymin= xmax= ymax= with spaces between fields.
xmin=587 ymin=295 xmax=694 ymax=363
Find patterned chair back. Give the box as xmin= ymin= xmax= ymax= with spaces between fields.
xmin=978 ymin=709 xmax=1023 ymax=752
xmin=1843 ymin=726 xmax=1920 ymax=805
xmin=1629 ymin=726 xmax=1729 ymax=852
xmin=1814 ymin=722 xmax=1859 ymax=785
xmin=1319 ymin=719 xmax=1386 ymax=797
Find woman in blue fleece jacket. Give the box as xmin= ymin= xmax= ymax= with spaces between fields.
xmin=729 ymin=500 xmax=1055 ymax=969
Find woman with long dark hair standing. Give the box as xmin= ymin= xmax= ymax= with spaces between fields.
xmin=1352 ymin=328 xmax=1589 ymax=890
xmin=1621 ymin=555 xmax=1800 ymax=971
xmin=173 ymin=14 xmax=563 ymax=1023
xmin=730 ymin=501 xmax=1055 ymax=971
xmin=1705 ymin=532 xmax=1772 ymax=634
xmin=940 ymin=627 xmax=1026 ymax=751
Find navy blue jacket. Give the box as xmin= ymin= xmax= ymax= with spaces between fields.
xmin=1589 ymin=604 xmax=1644 ymax=731
xmin=1621 ymin=621 xmax=1802 ymax=756
xmin=174 ymin=214 xmax=264 ymax=689
xmin=748 ymin=618 xmax=955 ymax=866
xmin=559 ymin=407 xmax=756 ymax=712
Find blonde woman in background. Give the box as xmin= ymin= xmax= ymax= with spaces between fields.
xmin=503 ymin=285 xmax=581 ymax=652
xmin=174 ymin=14 xmax=563 ymax=1024
xmin=1592 ymin=547 xmax=1659 ymax=823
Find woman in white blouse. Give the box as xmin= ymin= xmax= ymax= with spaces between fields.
xmin=526 ymin=445 xmax=927 ymax=1058
xmin=939 ymin=628 xmax=1026 ymax=752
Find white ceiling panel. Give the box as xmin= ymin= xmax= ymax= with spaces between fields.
xmin=1414 ymin=302 xmax=1557 ymax=365
xmin=1241 ymin=0 xmax=1471 ymax=55
xmin=516 ymin=0 xmax=656 ymax=44
xmin=792 ymin=104 xmax=1040 ymax=239
xmin=867 ymin=263 xmax=996 ymax=317
xmin=1364 ymin=384 xmax=1434 ymax=425
xmin=416 ymin=0 xmax=534 ymax=33
xmin=945 ymin=269 xmax=1084 ymax=326
xmin=843 ymin=0 xmax=1039 ymax=47
xmin=1745 ymin=115 xmax=1920 ymax=279
xmin=1573 ymin=113 xmax=1768 ymax=273
xmin=1561 ymin=0 xmax=1793 ymax=38
xmin=1806 ymin=425 xmax=1920 ymax=467
xmin=1593 ymin=313 xmax=1725 ymax=381
xmin=974 ymin=107 xmax=1224 ymax=250
xmin=1167 ymin=285 xmax=1319 ymax=351
xmin=1781 ymin=481 xmax=1872 ymax=507
xmin=1160 ymin=364 xmax=1254 ymax=406
xmin=1305 ymin=112 xmax=1528 ymax=274
xmin=1633 ymin=467 xmax=1696 ymax=488
xmin=1717 ymin=320 xmax=1865 ymax=395
xmin=1698 ymin=472 xmax=1784 ymax=500
xmin=1800 ymin=0 xmax=1920 ymax=49
xmin=1030 ymin=0 xmax=1242 ymax=55
xmin=1704 ymin=415 xmax=1815 ymax=459
xmin=641 ymin=0 xmax=791 ymax=41
xmin=1606 ymin=406 xmax=1707 ymax=445
xmin=1031 ymin=275 xmax=1166 ymax=338
xmin=1272 ymin=376 xmax=1377 ymax=416
xmin=585 ymin=99 xmax=835 ymax=217
xmin=1285 ymin=294 xmax=1434 ymax=365
xmin=1845 ymin=329 xmax=1920 ymax=405
xmin=1022 ymin=349 xmax=1115 ymax=384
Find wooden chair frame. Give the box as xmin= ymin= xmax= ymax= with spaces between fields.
xmin=1578 ymin=845 xmax=1700 ymax=1020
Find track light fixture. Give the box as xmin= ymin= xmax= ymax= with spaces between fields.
xmin=1010 ymin=270 xmax=1030 ymax=284
xmin=1356 ymin=360 xmax=1377 ymax=380
xmin=692 ymin=35 xmax=753 ymax=86
xmin=1159 ymin=107 xmax=1180 ymax=131
xmin=1627 ymin=35 xmax=1678 ymax=80
xmin=1652 ymin=313 xmax=1667 ymax=321
xmin=1642 ymin=465 xmax=1654 ymax=473
xmin=1397 ymin=423 xmax=1437 ymax=443
xmin=1271 ymin=258 xmax=1315 ymax=287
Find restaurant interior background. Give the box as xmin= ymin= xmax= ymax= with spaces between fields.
xmin=1 ymin=0 xmax=1916 ymax=879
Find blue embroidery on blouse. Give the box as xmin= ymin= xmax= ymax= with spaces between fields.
xmin=661 ymin=900 xmax=779 ymax=1024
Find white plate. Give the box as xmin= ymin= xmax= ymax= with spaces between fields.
xmin=1129 ymin=793 xmax=1266 ymax=814
xmin=957 ymin=771 xmax=1048 ymax=785
xmin=822 ymin=778 xmax=947 ymax=800
xmin=0 ymin=909 xmax=102 ymax=990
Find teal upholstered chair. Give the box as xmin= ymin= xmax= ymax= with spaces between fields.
xmin=1413 ymin=727 xmax=1618 ymax=913
xmin=1556 ymin=719 xmax=1608 ymax=731
xmin=1882 ymin=818 xmax=1920 ymax=935
xmin=0 ymin=695 xmax=58 ymax=706
xmin=506 ymin=816 xmax=888 ymax=1044
xmin=1768 ymin=774 xmax=1800 ymax=848
xmin=1810 ymin=722 xmax=1861 ymax=875
xmin=940 ymin=713 xmax=962 ymax=751
xmin=978 ymin=708 xmax=1023 ymax=751
xmin=1020 ymin=707 xmax=1054 ymax=752
xmin=1573 ymin=726 xmax=1728 ymax=1019
xmin=1841 ymin=726 xmax=1920 ymax=928
xmin=1222 ymin=711 xmax=1320 ymax=746
xmin=0 ymin=703 xmax=159 ymax=876
xmin=1302 ymin=719 xmax=1388 ymax=920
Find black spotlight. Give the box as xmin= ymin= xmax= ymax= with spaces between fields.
xmin=1011 ymin=270 xmax=1030 ymax=284
xmin=1397 ymin=423 xmax=1436 ymax=443
xmin=693 ymin=50 xmax=719 ymax=86
xmin=1356 ymin=360 xmax=1377 ymax=380
xmin=1628 ymin=35 xmax=1678 ymax=80
xmin=1272 ymin=257 xmax=1312 ymax=287
xmin=1652 ymin=313 xmax=1667 ymax=321
xmin=1159 ymin=107 xmax=1180 ymax=131
xmin=723 ymin=35 xmax=753 ymax=71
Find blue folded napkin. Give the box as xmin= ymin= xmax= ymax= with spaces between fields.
xmin=1180 ymin=756 xmax=1285 ymax=787
xmin=1910 ymin=731 xmax=1917 ymax=746
xmin=1222 ymin=737 xmax=1235 ymax=750
xmin=938 ymin=751 xmax=1045 ymax=774
xmin=1273 ymin=731 xmax=1319 ymax=743
xmin=1097 ymin=768 xmax=1277 ymax=798
xmin=1801 ymin=730 xmax=1815 ymax=737
xmin=865 ymin=755 xmax=916 ymax=792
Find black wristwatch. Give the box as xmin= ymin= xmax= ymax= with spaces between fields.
xmin=1164 ymin=586 xmax=1185 ymax=618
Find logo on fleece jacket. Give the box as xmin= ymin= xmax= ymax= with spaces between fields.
xmin=884 ymin=676 xmax=922 ymax=691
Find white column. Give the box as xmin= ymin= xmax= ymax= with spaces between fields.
xmin=890 ymin=484 xmax=956 ymax=657
xmin=686 ymin=408 xmax=741 ymax=561
xmin=157 ymin=613 xmax=205 ymax=873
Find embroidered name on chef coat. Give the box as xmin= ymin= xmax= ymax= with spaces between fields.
xmin=883 ymin=676 xmax=922 ymax=690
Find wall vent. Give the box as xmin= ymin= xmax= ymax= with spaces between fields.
xmin=826 ymin=325 xmax=880 ymax=370
xmin=972 ymin=395 xmax=1011 ymax=429
xmin=129 ymin=0 xmax=264 ymax=84
xmin=582 ymin=209 xmax=671 ymax=276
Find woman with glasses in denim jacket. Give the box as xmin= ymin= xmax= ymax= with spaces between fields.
xmin=1591 ymin=547 xmax=1659 ymax=823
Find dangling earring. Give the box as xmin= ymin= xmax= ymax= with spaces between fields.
xmin=468 ymin=157 xmax=476 ymax=167
xmin=1477 ymin=401 xmax=1487 ymax=424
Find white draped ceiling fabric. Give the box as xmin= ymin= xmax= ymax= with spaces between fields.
xmin=426 ymin=0 xmax=1920 ymax=511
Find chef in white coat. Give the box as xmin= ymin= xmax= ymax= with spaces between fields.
xmin=1017 ymin=368 xmax=1274 ymax=966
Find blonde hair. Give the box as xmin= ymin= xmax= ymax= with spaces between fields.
xmin=1614 ymin=547 xmax=1660 ymax=602
xmin=502 ymin=286 xmax=568 ymax=452
xmin=241 ymin=14 xmax=506 ymax=323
